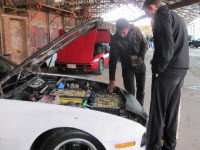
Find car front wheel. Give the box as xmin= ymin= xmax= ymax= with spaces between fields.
xmin=95 ymin=59 xmax=104 ymax=75
xmin=37 ymin=129 xmax=105 ymax=150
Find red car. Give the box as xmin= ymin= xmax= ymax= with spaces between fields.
xmin=56 ymin=29 xmax=110 ymax=75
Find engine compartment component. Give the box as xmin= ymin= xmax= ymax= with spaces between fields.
xmin=94 ymin=94 xmax=124 ymax=109
xmin=52 ymin=89 xmax=88 ymax=97
xmin=20 ymin=76 xmax=126 ymax=114
xmin=2 ymin=74 xmax=145 ymax=126
xmin=39 ymin=88 xmax=125 ymax=109
xmin=28 ymin=78 xmax=45 ymax=89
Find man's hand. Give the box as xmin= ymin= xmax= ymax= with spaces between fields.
xmin=155 ymin=73 xmax=159 ymax=77
xmin=136 ymin=57 xmax=144 ymax=66
xmin=108 ymin=80 xmax=116 ymax=93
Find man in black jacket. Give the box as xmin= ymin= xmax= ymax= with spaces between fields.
xmin=108 ymin=18 xmax=147 ymax=106
xmin=143 ymin=0 xmax=189 ymax=150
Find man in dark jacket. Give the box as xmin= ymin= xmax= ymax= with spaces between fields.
xmin=143 ymin=0 xmax=189 ymax=150
xmin=108 ymin=18 xmax=147 ymax=106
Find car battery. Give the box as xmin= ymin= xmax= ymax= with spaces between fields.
xmin=92 ymin=93 xmax=125 ymax=116
xmin=94 ymin=93 xmax=124 ymax=109
xmin=51 ymin=89 xmax=88 ymax=105
xmin=51 ymin=89 xmax=88 ymax=97
xmin=59 ymin=97 xmax=83 ymax=105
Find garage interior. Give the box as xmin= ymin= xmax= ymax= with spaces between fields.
xmin=0 ymin=0 xmax=199 ymax=63
xmin=0 ymin=0 xmax=200 ymax=150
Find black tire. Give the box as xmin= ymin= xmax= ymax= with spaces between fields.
xmin=95 ymin=59 xmax=104 ymax=75
xmin=190 ymin=44 xmax=194 ymax=48
xmin=37 ymin=129 xmax=105 ymax=150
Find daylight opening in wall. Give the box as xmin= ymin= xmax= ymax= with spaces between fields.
xmin=101 ymin=4 xmax=151 ymax=26
xmin=55 ymin=0 xmax=62 ymax=2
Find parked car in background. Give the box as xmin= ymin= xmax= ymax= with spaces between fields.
xmin=56 ymin=29 xmax=110 ymax=75
xmin=0 ymin=19 xmax=147 ymax=150
xmin=189 ymin=38 xmax=200 ymax=48
xmin=188 ymin=35 xmax=195 ymax=42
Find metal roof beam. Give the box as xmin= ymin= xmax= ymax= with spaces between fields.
xmin=168 ymin=0 xmax=200 ymax=10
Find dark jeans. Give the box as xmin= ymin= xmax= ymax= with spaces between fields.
xmin=147 ymin=69 xmax=187 ymax=150
xmin=122 ymin=63 xmax=146 ymax=106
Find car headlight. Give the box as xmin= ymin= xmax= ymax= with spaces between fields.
xmin=92 ymin=59 xmax=99 ymax=64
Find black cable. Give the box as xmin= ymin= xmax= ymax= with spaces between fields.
xmin=11 ymin=69 xmax=22 ymax=98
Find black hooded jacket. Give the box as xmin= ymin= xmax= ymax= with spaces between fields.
xmin=152 ymin=5 xmax=189 ymax=74
xmin=109 ymin=26 xmax=147 ymax=81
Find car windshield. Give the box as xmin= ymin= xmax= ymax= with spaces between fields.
xmin=94 ymin=43 xmax=103 ymax=56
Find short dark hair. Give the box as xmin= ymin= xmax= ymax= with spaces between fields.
xmin=116 ymin=18 xmax=129 ymax=30
xmin=142 ymin=0 xmax=162 ymax=9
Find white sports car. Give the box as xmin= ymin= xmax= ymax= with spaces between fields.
xmin=0 ymin=18 xmax=147 ymax=150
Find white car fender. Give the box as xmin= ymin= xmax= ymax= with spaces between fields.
xmin=0 ymin=100 xmax=145 ymax=150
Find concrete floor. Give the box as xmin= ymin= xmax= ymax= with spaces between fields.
xmin=48 ymin=48 xmax=200 ymax=150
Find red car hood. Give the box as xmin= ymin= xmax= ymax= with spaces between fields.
xmin=56 ymin=29 xmax=97 ymax=64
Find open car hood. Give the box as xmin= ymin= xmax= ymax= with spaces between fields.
xmin=0 ymin=18 xmax=103 ymax=86
xmin=56 ymin=29 xmax=97 ymax=64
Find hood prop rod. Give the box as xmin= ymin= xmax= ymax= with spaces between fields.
xmin=11 ymin=69 xmax=22 ymax=98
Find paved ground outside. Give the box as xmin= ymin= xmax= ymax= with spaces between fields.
xmin=47 ymin=48 xmax=200 ymax=150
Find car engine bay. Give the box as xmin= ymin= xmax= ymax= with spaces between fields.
xmin=1 ymin=73 xmax=146 ymax=126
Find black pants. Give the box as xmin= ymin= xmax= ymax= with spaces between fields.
xmin=122 ymin=63 xmax=146 ymax=106
xmin=146 ymin=69 xmax=187 ymax=150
